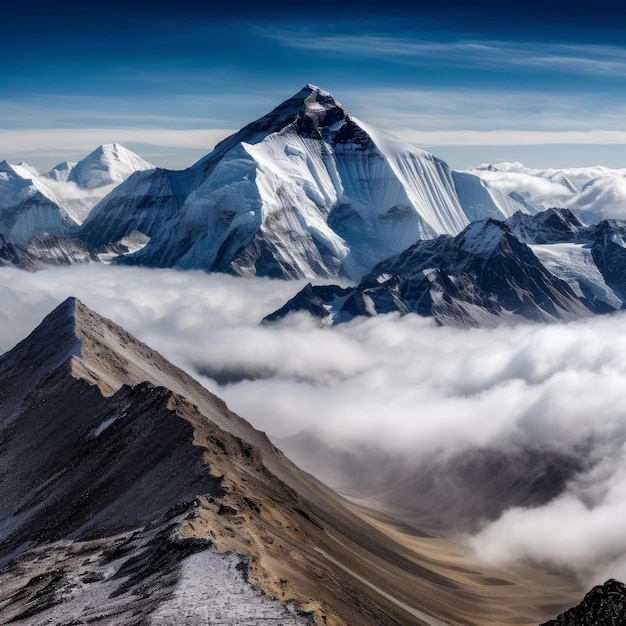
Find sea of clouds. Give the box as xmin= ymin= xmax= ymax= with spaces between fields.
xmin=2 ymin=263 xmax=626 ymax=583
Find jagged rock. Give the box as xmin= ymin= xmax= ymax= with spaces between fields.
xmin=267 ymin=218 xmax=602 ymax=327
xmin=541 ymin=579 xmax=626 ymax=626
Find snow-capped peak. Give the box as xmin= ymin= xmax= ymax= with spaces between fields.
xmin=0 ymin=161 xmax=38 ymax=180
xmin=45 ymin=160 xmax=77 ymax=183
xmin=67 ymin=143 xmax=154 ymax=189
xmin=192 ymin=85 xmax=349 ymax=172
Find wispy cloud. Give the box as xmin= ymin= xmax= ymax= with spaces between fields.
xmin=338 ymin=88 xmax=626 ymax=138
xmin=396 ymin=129 xmax=626 ymax=146
xmin=0 ymin=129 xmax=234 ymax=154
xmin=264 ymin=27 xmax=626 ymax=76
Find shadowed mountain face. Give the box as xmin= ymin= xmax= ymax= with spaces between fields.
xmin=4 ymin=297 xmax=585 ymax=626
xmin=266 ymin=217 xmax=602 ymax=327
xmin=266 ymin=210 xmax=626 ymax=327
xmin=275 ymin=431 xmax=585 ymax=533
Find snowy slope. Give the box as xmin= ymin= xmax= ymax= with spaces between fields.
xmin=451 ymin=170 xmax=531 ymax=222
xmin=105 ymin=85 xmax=524 ymax=280
xmin=79 ymin=168 xmax=184 ymax=247
xmin=530 ymin=243 xmax=622 ymax=311
xmin=0 ymin=160 xmax=60 ymax=208
xmin=44 ymin=144 xmax=155 ymax=223
xmin=0 ymin=162 xmax=78 ymax=245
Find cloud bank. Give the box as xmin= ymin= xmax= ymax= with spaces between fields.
xmin=2 ymin=264 xmax=626 ymax=583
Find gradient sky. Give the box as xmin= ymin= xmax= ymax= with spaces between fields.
xmin=2 ymin=0 xmax=625 ymax=171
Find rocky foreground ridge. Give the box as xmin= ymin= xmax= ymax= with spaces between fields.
xmin=1 ymin=297 xmax=525 ymax=626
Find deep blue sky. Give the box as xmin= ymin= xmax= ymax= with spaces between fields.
xmin=2 ymin=0 xmax=625 ymax=171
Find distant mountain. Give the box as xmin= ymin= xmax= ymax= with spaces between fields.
xmin=469 ymin=162 xmax=626 ymax=223
xmin=1 ymin=297 xmax=501 ymax=626
xmin=45 ymin=160 xmax=76 ymax=182
xmin=0 ymin=146 xmax=153 ymax=245
xmin=57 ymin=143 xmax=154 ymax=190
xmin=79 ymin=85 xmax=524 ymax=280
xmin=276 ymin=429 xmax=582 ymax=532
xmin=267 ymin=212 xmax=615 ymax=327
xmin=540 ymin=579 xmax=626 ymax=626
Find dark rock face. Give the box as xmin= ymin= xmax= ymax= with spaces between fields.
xmin=506 ymin=208 xmax=585 ymax=244
xmin=589 ymin=221 xmax=626 ymax=302
xmin=541 ymin=579 xmax=626 ymax=626
xmin=267 ymin=218 xmax=600 ymax=327
xmin=0 ymin=234 xmax=45 ymax=270
xmin=265 ymin=282 xmax=354 ymax=323
xmin=25 ymin=235 xmax=100 ymax=265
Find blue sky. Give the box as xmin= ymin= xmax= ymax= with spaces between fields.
xmin=2 ymin=0 xmax=625 ymax=171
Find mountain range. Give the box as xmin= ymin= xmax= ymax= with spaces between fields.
xmin=2 ymin=85 xmax=525 ymax=279
xmin=1 ymin=85 xmax=626 ymax=331
xmin=1 ymin=84 xmax=624 ymax=624
xmin=0 ymin=144 xmax=153 ymax=245
xmin=266 ymin=208 xmax=626 ymax=327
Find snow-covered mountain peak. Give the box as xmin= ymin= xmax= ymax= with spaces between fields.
xmin=457 ymin=218 xmax=511 ymax=257
xmin=193 ymin=85 xmax=349 ymax=172
xmin=0 ymin=160 xmax=15 ymax=174
xmin=67 ymin=143 xmax=154 ymax=189
xmin=45 ymin=160 xmax=76 ymax=182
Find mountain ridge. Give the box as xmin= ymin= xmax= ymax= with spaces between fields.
xmin=266 ymin=212 xmax=607 ymax=327
xmin=0 ymin=297 xmax=588 ymax=625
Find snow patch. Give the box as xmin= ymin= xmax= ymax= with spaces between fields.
xmin=150 ymin=551 xmax=314 ymax=625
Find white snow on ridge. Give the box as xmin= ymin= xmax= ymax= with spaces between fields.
xmin=150 ymin=551 xmax=313 ymax=625
xmin=531 ymin=242 xmax=623 ymax=309
xmin=7 ymin=162 xmax=40 ymax=180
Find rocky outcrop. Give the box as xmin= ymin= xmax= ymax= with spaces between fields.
xmin=541 ymin=579 xmax=626 ymax=626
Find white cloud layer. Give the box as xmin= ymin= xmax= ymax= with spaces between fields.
xmin=0 ymin=129 xmax=234 ymax=160
xmin=2 ymin=265 xmax=626 ymax=583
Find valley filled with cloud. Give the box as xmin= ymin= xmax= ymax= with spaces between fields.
xmin=3 ymin=264 xmax=626 ymax=586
